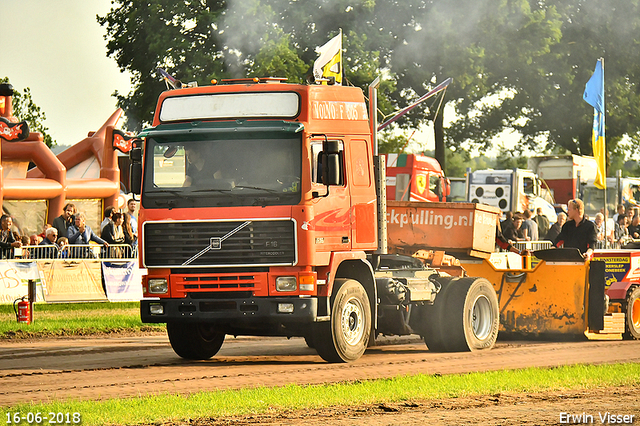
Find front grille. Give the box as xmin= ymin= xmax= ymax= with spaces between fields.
xmin=143 ymin=219 xmax=296 ymax=267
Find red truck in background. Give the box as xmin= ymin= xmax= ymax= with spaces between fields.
xmin=129 ymin=77 xmax=501 ymax=363
xmin=384 ymin=153 xmax=450 ymax=202
xmin=527 ymin=155 xmax=597 ymax=205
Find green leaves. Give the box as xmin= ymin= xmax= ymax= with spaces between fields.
xmin=98 ymin=0 xmax=640 ymax=173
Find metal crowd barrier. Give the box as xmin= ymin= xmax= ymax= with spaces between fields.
xmin=510 ymin=240 xmax=554 ymax=252
xmin=3 ymin=244 xmax=138 ymax=261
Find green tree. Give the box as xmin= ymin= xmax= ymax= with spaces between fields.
xmin=1 ymin=77 xmax=55 ymax=147
xmin=99 ymin=0 xmax=640 ymax=173
xmin=448 ymin=0 xmax=640 ymax=174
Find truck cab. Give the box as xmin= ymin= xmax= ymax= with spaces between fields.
xmin=130 ymin=77 xmax=500 ymax=363
xmin=383 ymin=153 xmax=450 ymax=202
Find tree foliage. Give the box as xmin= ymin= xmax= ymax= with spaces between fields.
xmin=1 ymin=77 xmax=55 ymax=147
xmin=99 ymin=0 xmax=640 ymax=175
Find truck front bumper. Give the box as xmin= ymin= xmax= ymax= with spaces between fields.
xmin=141 ymin=296 xmax=324 ymax=335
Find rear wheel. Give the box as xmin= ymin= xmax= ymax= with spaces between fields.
xmin=167 ymin=322 xmax=225 ymax=360
xmin=422 ymin=277 xmax=499 ymax=352
xmin=420 ymin=277 xmax=452 ymax=352
xmin=314 ymin=279 xmax=371 ymax=363
xmin=623 ymin=286 xmax=640 ymax=340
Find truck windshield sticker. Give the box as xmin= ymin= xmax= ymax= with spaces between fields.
xmin=159 ymin=92 xmax=300 ymax=122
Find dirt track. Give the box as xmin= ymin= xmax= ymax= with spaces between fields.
xmin=1 ymin=334 xmax=640 ymax=414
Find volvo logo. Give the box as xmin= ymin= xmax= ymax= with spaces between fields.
xmin=210 ymin=237 xmax=222 ymax=250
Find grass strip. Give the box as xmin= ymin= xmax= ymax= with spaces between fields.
xmin=0 ymin=302 xmax=164 ymax=338
xmin=4 ymin=362 xmax=640 ymax=425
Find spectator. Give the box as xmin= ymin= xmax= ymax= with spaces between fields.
xmin=127 ymin=199 xmax=138 ymax=236
xmin=17 ymin=235 xmax=31 ymax=258
xmin=521 ymin=210 xmax=539 ymax=241
xmin=504 ymin=215 xmax=523 ymax=243
xmin=613 ymin=204 xmax=625 ymax=224
xmin=38 ymin=224 xmax=52 ymax=240
xmin=0 ymin=215 xmax=21 ymax=258
xmin=100 ymin=206 xmax=117 ymax=233
xmin=553 ymin=199 xmax=598 ymax=257
xmin=68 ymin=212 xmax=109 ymax=258
xmin=101 ymin=212 xmax=125 ymax=245
xmin=38 ymin=227 xmax=60 ymax=258
xmin=52 ymin=203 xmax=76 ymax=240
xmin=29 ymin=234 xmax=43 ymax=246
xmin=495 ymin=216 xmax=529 ymax=256
xmin=593 ymin=213 xmax=607 ymax=248
xmin=122 ymin=212 xmax=137 ymax=250
xmin=533 ymin=207 xmax=550 ymax=240
xmin=614 ymin=214 xmax=629 ymax=245
xmin=56 ymin=237 xmax=69 ymax=259
xmin=500 ymin=211 xmax=514 ymax=234
xmin=627 ymin=214 xmax=640 ymax=239
xmin=546 ymin=212 xmax=566 ymax=242
xmin=626 ymin=207 xmax=634 ymax=223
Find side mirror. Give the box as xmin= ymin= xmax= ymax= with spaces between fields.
xmin=321 ymin=140 xmax=341 ymax=186
xmin=130 ymin=147 xmax=143 ymax=195
xmin=130 ymin=163 xmax=142 ymax=195
xmin=130 ymin=147 xmax=142 ymax=163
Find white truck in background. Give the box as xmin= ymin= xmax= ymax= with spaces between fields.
xmin=466 ymin=168 xmax=557 ymax=222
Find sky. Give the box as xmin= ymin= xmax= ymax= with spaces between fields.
xmin=2 ymin=0 xmax=132 ymax=147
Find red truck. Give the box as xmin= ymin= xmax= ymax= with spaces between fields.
xmin=130 ymin=77 xmax=500 ymax=363
xmin=384 ymin=153 xmax=450 ymax=202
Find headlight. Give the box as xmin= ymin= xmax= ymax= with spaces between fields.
xmin=276 ymin=276 xmax=297 ymax=292
xmin=148 ymin=278 xmax=168 ymax=294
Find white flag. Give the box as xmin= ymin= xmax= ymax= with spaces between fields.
xmin=313 ymin=31 xmax=342 ymax=85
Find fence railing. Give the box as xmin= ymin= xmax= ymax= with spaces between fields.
xmin=509 ymin=240 xmax=554 ymax=252
xmin=2 ymin=244 xmax=138 ymax=261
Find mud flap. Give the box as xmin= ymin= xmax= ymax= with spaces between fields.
xmin=588 ymin=260 xmax=605 ymax=331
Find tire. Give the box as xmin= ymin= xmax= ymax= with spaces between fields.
xmin=304 ymin=335 xmax=316 ymax=349
xmin=166 ymin=322 xmax=225 ymax=360
xmin=420 ymin=276 xmax=453 ymax=352
xmin=423 ymin=277 xmax=499 ymax=352
xmin=623 ymin=286 xmax=640 ymax=340
xmin=314 ymin=279 xmax=372 ymax=363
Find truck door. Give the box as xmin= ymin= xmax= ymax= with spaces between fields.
xmin=348 ymin=139 xmax=377 ymax=249
xmin=311 ymin=140 xmax=351 ymax=251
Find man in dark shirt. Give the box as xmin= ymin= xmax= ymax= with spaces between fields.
xmin=553 ymin=199 xmax=597 ymax=258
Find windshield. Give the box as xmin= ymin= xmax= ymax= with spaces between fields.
xmin=582 ymin=186 xmax=616 ymax=218
xmin=142 ymin=133 xmax=302 ymax=208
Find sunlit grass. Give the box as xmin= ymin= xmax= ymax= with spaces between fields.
xmin=4 ymin=363 xmax=639 ymax=425
xmin=0 ymin=302 xmax=164 ymax=338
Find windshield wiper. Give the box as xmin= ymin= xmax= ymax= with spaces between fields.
xmin=190 ymin=188 xmax=234 ymax=193
xmin=233 ymin=185 xmax=281 ymax=194
xmin=146 ymin=189 xmax=192 ymax=200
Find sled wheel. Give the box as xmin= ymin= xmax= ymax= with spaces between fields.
xmin=167 ymin=322 xmax=225 ymax=360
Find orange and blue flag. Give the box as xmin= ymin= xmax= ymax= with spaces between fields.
xmin=583 ymin=59 xmax=606 ymax=190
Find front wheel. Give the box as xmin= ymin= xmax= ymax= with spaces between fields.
xmin=623 ymin=286 xmax=640 ymax=340
xmin=167 ymin=322 xmax=225 ymax=360
xmin=314 ymin=279 xmax=371 ymax=363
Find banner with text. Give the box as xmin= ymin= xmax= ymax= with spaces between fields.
xmin=102 ymin=261 xmax=144 ymax=302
